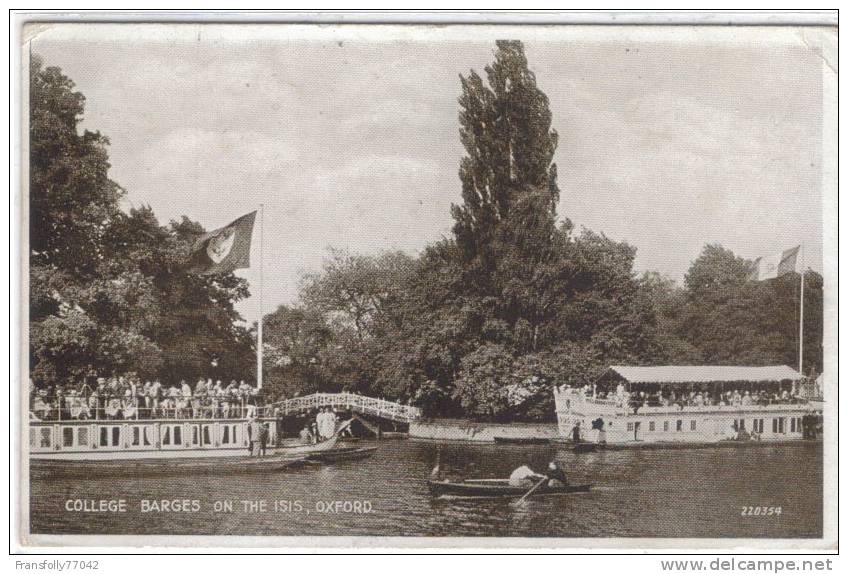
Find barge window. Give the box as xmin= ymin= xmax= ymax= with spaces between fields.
xmin=132 ymin=427 xmax=140 ymax=446
xmin=63 ymin=427 xmax=74 ymax=447
xmin=663 ymin=421 xmax=669 ymax=432
xmin=772 ymin=419 xmax=778 ymax=433
xmin=676 ymin=420 xmax=683 ymax=432
xmin=649 ymin=421 xmax=655 ymax=431
xmin=690 ymin=420 xmax=697 ymax=431
xmin=777 ymin=418 xmax=785 ymax=434
xmin=627 ymin=422 xmax=633 ymax=432
xmin=173 ymin=426 xmax=182 ymax=445
xmin=192 ymin=426 xmax=199 ymax=446
xmin=100 ymin=427 xmax=109 ymax=447
xmin=791 ymin=418 xmax=796 ymax=433
xmin=77 ymin=428 xmax=88 ymax=447
xmin=112 ymin=427 xmax=120 ymax=446
xmin=40 ymin=428 xmax=52 ymax=448
xmin=203 ymin=425 xmax=212 ymax=445
xmin=162 ymin=427 xmax=170 ymax=445
xmin=222 ymin=425 xmax=230 ymax=444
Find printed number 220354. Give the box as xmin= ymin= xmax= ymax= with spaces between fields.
xmin=741 ymin=506 xmax=782 ymax=516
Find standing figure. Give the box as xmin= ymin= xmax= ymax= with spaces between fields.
xmin=571 ymin=421 xmax=582 ymax=444
xmin=258 ymin=422 xmax=269 ymax=457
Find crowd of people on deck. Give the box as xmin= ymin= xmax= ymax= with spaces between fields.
xmin=29 ymin=375 xmax=261 ymax=421
xmin=565 ymin=381 xmax=808 ymax=413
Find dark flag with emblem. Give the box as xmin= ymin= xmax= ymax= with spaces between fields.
xmin=186 ymin=211 xmax=257 ymax=275
xmin=749 ymin=245 xmax=800 ymax=281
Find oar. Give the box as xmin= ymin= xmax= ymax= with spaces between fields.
xmin=512 ymin=476 xmax=547 ymax=506
xmin=333 ymin=418 xmax=353 ymax=437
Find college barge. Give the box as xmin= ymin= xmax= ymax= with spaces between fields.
xmin=554 ymin=365 xmax=823 ymax=445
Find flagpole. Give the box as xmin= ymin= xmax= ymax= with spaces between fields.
xmin=799 ymin=244 xmax=804 ymax=376
xmin=257 ymin=203 xmax=264 ymax=390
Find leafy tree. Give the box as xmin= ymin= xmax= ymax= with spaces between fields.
xmin=673 ymin=244 xmax=823 ymax=373
xmin=635 ymin=271 xmax=703 ymax=364
xmin=452 ymin=343 xmax=515 ymax=418
xmin=29 ymin=56 xmax=123 ymax=277
xmin=300 ymin=248 xmax=416 ymax=340
xmin=29 ymin=57 xmax=254 ymax=388
xmin=452 ymin=40 xmax=559 ymax=263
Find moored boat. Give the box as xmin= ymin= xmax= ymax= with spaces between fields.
xmin=427 ymin=478 xmax=591 ymax=498
xmin=555 ymin=365 xmax=821 ymax=445
xmin=30 ymin=416 xmax=352 ymax=468
xmin=306 ymin=445 xmax=378 ymax=463
xmin=30 ymin=453 xmax=308 ymax=478
xmin=493 ymin=437 xmax=550 ymax=445
xmin=274 ymin=429 xmax=343 ymax=456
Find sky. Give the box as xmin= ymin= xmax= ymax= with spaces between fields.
xmin=30 ymin=24 xmax=829 ymax=324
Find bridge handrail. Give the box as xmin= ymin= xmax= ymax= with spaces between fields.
xmin=265 ymin=392 xmax=422 ymax=422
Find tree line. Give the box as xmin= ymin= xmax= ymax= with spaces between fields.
xmin=29 ymin=43 xmax=823 ymax=421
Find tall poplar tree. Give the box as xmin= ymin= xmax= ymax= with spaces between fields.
xmin=451 ymin=40 xmax=560 ymax=263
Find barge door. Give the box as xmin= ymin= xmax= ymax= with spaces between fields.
xmin=634 ymin=421 xmax=641 ymax=441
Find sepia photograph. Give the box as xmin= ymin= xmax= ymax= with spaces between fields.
xmin=14 ymin=15 xmax=837 ymax=551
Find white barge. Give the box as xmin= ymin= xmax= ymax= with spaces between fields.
xmin=554 ymin=365 xmax=822 ymax=445
xmin=28 ymin=416 xmax=283 ymax=462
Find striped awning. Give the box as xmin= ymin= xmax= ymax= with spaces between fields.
xmin=605 ymin=365 xmax=803 ymax=384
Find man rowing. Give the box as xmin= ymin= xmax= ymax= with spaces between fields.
xmin=508 ymin=460 xmax=568 ymax=488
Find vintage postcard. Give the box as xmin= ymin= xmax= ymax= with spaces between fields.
xmin=14 ymin=17 xmax=837 ymax=551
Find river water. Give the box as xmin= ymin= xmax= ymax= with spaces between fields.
xmin=30 ymin=440 xmax=822 ymax=538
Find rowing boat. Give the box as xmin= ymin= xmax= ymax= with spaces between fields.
xmin=306 ymin=446 xmax=378 ymax=463
xmin=427 ymin=478 xmax=591 ymax=498
xmin=30 ymin=453 xmax=308 ymax=478
xmin=492 ymin=437 xmax=551 ymax=445
xmin=272 ymin=419 xmax=352 ymax=456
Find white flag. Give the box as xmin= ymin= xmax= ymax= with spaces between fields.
xmin=750 ymin=246 xmax=800 ymax=281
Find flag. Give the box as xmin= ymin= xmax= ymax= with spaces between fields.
xmin=186 ymin=211 xmax=256 ymax=275
xmin=749 ymin=245 xmax=800 ymax=281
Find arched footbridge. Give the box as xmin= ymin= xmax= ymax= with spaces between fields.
xmin=265 ymin=392 xmax=422 ymax=424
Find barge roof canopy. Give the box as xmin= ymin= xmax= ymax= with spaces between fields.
xmin=605 ymin=365 xmax=803 ymax=384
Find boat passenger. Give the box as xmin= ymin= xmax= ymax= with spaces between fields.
xmin=180 ymin=380 xmax=193 ymax=418
xmin=258 ymin=422 xmax=269 ymax=457
xmin=247 ymin=416 xmax=262 ymax=456
xmin=571 ymin=421 xmax=582 ymax=444
xmin=122 ymin=389 xmax=137 ymax=419
xmin=299 ymin=425 xmax=313 ymax=444
xmin=149 ymin=380 xmax=162 ymax=417
xmin=317 ymin=407 xmax=331 ymax=439
xmin=545 ymin=461 xmax=568 ymax=487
